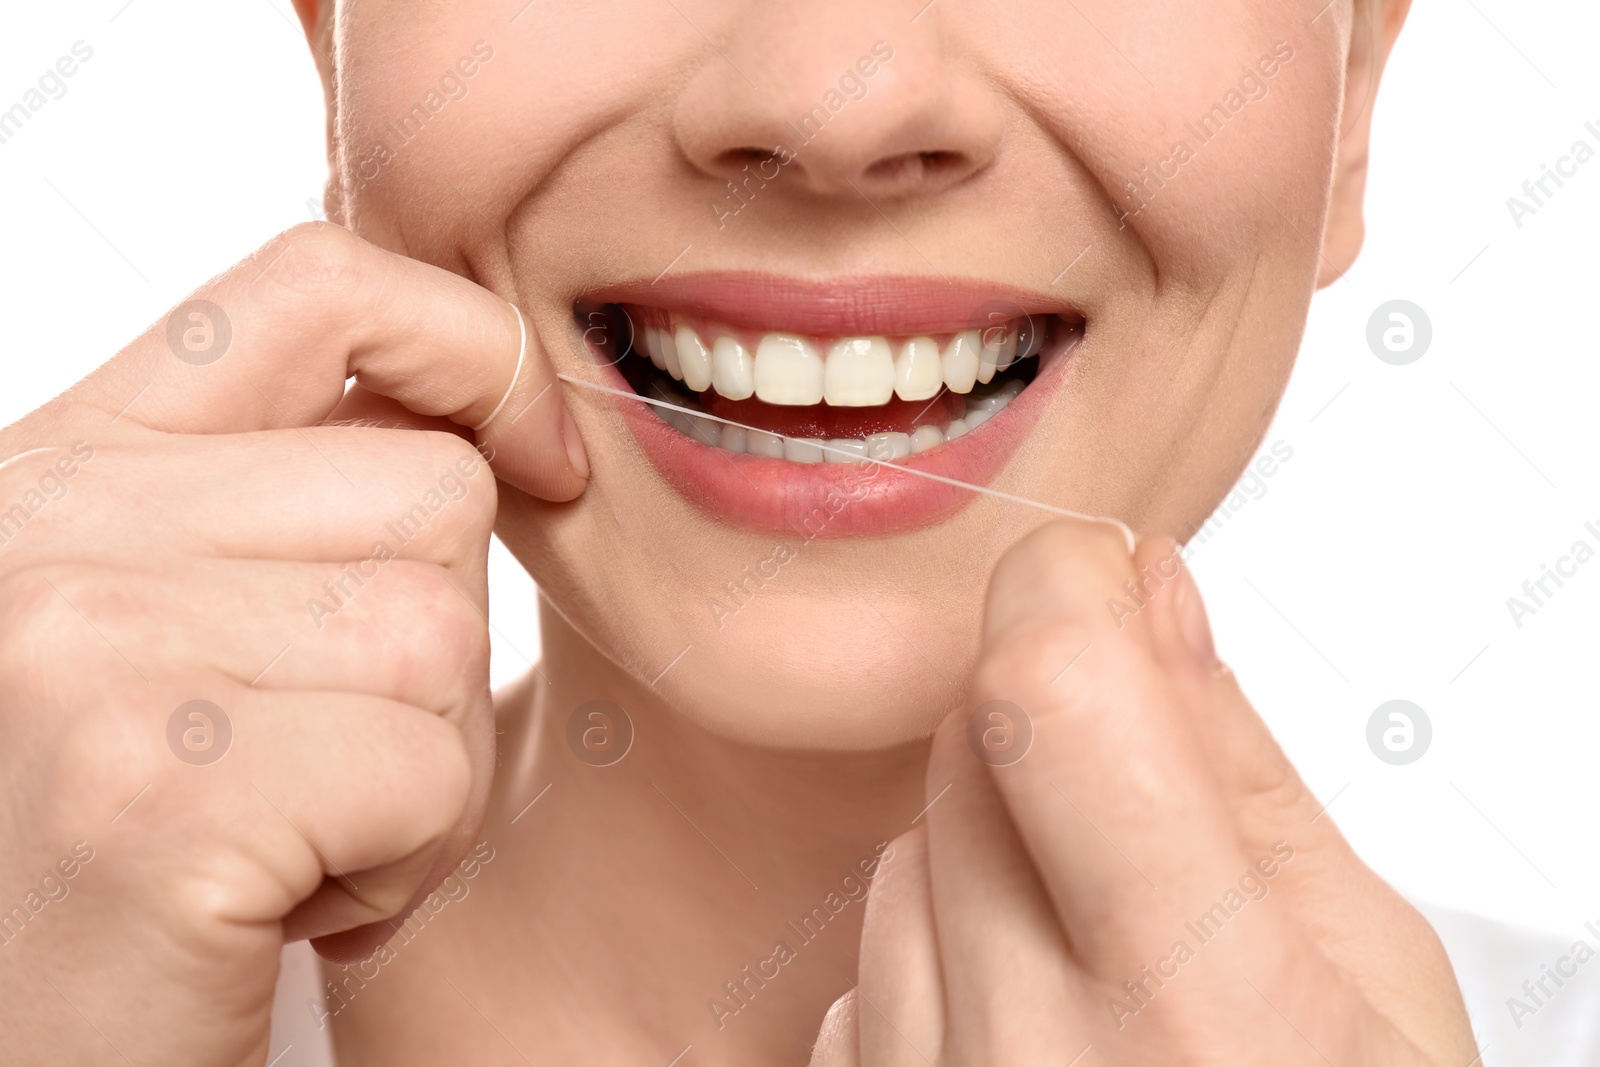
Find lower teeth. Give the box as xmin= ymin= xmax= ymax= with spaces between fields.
xmin=651 ymin=377 xmax=1026 ymax=462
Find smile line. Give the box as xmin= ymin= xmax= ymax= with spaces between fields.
xmin=556 ymin=372 xmax=1134 ymax=548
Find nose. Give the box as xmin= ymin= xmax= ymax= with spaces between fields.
xmin=672 ymin=3 xmax=1003 ymax=203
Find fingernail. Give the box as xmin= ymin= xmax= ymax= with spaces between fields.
xmin=561 ymin=404 xmax=590 ymax=480
xmin=1173 ymin=563 xmax=1217 ymax=666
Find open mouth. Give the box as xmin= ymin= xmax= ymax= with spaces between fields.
xmin=583 ymin=304 xmax=1073 ymax=462
xmin=570 ymin=274 xmax=1084 ymax=537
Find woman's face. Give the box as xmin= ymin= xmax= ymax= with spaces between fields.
xmin=317 ymin=0 xmax=1383 ymax=749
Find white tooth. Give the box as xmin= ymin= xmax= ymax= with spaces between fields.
xmin=977 ymin=325 xmax=1019 ymax=385
xmin=640 ymin=325 xmax=666 ymax=370
xmin=976 ymin=341 xmax=997 ymax=384
xmin=944 ymin=418 xmax=968 ymax=440
xmin=971 ymin=386 xmax=1020 ymax=416
xmin=746 ymin=429 xmax=785 ymax=458
xmin=824 ymin=337 xmax=894 ymax=406
xmin=657 ymin=401 xmax=695 ymax=435
xmin=825 ymin=438 xmax=868 ymax=464
xmin=675 ymin=325 xmax=713 ymax=392
xmin=966 ymin=391 xmax=1005 ymax=413
xmin=941 ymin=331 xmax=980 ymax=394
xmin=995 ymin=327 xmax=1019 ymax=369
xmin=894 ymin=336 xmax=942 ymax=402
xmin=865 ymin=431 xmax=911 ymax=461
xmin=755 ymin=334 xmax=824 ymax=405
xmin=1000 ymin=378 xmax=1025 ymax=398
xmin=910 ymin=425 xmax=944 ymax=454
xmin=660 ymin=326 xmax=684 ymax=381
xmin=965 ymin=408 xmax=993 ymax=430
xmin=719 ymin=424 xmax=748 ymax=454
xmin=783 ymin=437 xmax=827 ymax=463
xmin=1018 ymin=323 xmax=1045 ymax=359
xmin=711 ymin=336 xmax=755 ymax=401
xmin=688 ymin=416 xmax=721 ymax=447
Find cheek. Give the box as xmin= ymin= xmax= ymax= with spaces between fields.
xmin=334 ymin=1 xmax=679 ymax=257
xmin=1012 ymin=6 xmax=1343 ymax=532
xmin=1029 ymin=3 xmax=1345 ymax=275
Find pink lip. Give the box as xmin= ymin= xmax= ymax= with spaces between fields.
xmin=584 ymin=273 xmax=1078 ymax=337
xmin=580 ymin=275 xmax=1080 ymax=539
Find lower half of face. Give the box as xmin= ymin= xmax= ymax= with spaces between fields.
xmin=332 ymin=0 xmax=1347 ymax=748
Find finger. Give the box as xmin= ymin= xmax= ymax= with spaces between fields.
xmin=1145 ymin=549 xmax=1473 ymax=1062
xmin=19 ymin=222 xmax=585 ymax=501
xmin=1135 ymin=537 xmax=1312 ymax=820
xmin=1134 ymin=539 xmax=1388 ymax=880
xmin=921 ymin=717 xmax=1082 ymax=1059
xmin=1130 ymin=537 xmax=1355 ymax=869
xmin=247 ymin=690 xmax=489 ymax=962
xmin=122 ymin=687 xmax=476 ymax=944
xmin=20 ymin=431 xmax=497 ymax=580
xmin=807 ymin=990 xmax=859 ymax=1067
xmin=325 ymin=382 xmax=469 ymax=434
xmin=40 ymin=558 xmax=489 ymax=719
xmin=974 ymin=519 xmax=1272 ymax=972
xmin=856 ymin=826 xmax=944 ymax=1067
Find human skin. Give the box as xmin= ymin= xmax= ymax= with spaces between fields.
xmin=0 ymin=0 xmax=1477 ymax=1064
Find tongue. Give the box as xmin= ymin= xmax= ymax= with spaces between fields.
xmin=701 ymin=393 xmax=963 ymax=439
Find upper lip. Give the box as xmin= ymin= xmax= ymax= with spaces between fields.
xmin=580 ymin=272 xmax=1082 ymax=337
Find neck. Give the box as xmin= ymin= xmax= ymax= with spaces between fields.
xmin=487 ymin=598 xmax=930 ymax=1065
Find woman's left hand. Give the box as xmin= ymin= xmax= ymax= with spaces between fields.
xmin=811 ymin=520 xmax=1476 ymax=1066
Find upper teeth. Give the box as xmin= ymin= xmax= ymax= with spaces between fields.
xmin=634 ymin=316 xmax=1044 ymax=406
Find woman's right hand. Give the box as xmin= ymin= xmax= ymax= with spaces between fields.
xmin=0 ymin=222 xmax=585 ymax=1065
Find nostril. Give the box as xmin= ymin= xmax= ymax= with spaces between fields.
xmin=916 ymin=150 xmax=966 ymax=174
xmin=861 ymin=150 xmax=970 ymax=190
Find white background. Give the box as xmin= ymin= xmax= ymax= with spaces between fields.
xmin=1 ymin=1 xmax=1595 ymax=939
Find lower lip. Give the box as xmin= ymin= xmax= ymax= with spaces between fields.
xmin=594 ymin=347 xmax=1073 ymax=539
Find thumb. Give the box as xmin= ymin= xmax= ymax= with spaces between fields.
xmin=8 ymin=222 xmax=586 ymax=501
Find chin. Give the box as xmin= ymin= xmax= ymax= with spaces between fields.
xmin=665 ymin=591 xmax=980 ymax=751
xmin=506 ymin=490 xmax=985 ymax=750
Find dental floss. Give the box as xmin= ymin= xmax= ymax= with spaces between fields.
xmin=555 ymin=371 xmax=1136 ymax=550
xmin=473 ymin=303 xmax=528 ymax=432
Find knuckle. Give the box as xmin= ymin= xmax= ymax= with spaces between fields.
xmin=0 ymin=454 xmax=51 ymax=509
xmin=365 ymin=431 xmax=495 ymax=566
xmin=0 ymin=566 xmax=62 ymax=644
xmin=1231 ymin=728 xmax=1307 ymax=812
xmin=0 ymin=566 xmax=114 ymax=679
xmin=440 ymin=430 xmax=497 ymax=493
xmin=259 ymin=221 xmax=365 ymax=300
xmin=49 ymin=697 xmax=169 ymax=819
xmin=420 ymin=432 xmax=499 ymax=541
xmin=0 ymin=570 xmax=169 ymax=814
xmin=428 ymin=724 xmax=475 ymax=829
xmin=426 ymin=581 xmax=489 ymax=677
xmin=0 ymin=447 xmax=88 ymax=551
xmin=383 ymin=564 xmax=490 ymax=689
xmin=0 ymin=477 xmax=34 ymax=526
xmin=392 ymin=713 xmax=474 ymax=842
